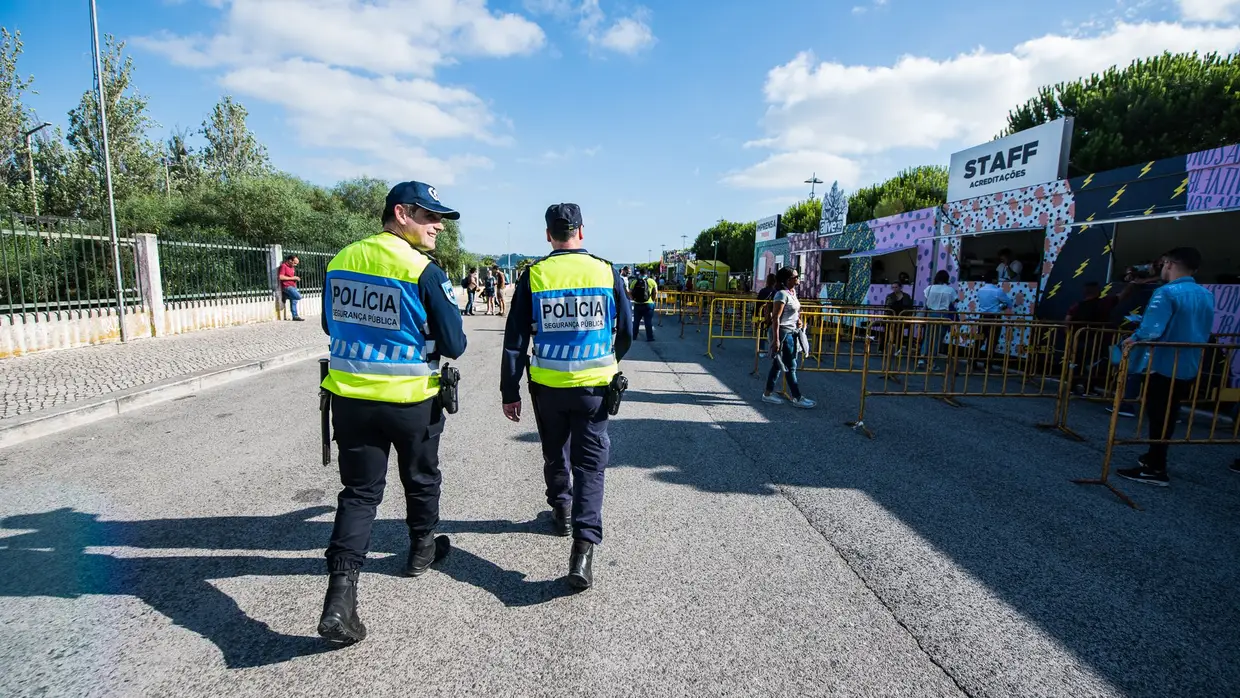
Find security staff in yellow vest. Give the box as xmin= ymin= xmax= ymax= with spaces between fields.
xmin=500 ymin=203 xmax=633 ymax=590
xmin=317 ymin=181 xmax=467 ymax=645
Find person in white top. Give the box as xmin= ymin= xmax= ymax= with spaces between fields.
xmin=923 ymin=270 xmax=956 ymax=311
xmin=997 ymin=249 xmax=1023 ymax=282
xmin=761 ymin=267 xmax=816 ymax=409
xmin=919 ymin=270 xmax=956 ymax=365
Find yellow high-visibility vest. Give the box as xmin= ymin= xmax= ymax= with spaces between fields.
xmin=321 ymin=233 xmax=439 ymax=404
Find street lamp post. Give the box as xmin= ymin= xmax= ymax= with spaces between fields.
xmin=805 ymin=173 xmax=824 ymax=199
xmin=23 ymin=122 xmax=52 ymax=217
xmin=506 ymin=221 xmax=511 ymax=273
xmin=90 ymin=0 xmax=128 ymax=341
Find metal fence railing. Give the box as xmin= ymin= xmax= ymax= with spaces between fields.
xmin=282 ymin=246 xmax=335 ymax=295
xmin=1 ymin=212 xmax=139 ymax=317
xmin=157 ymin=236 xmax=270 ymax=303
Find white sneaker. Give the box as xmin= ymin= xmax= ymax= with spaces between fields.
xmin=761 ymin=393 xmax=784 ymax=405
xmin=790 ymin=397 xmax=817 ymax=409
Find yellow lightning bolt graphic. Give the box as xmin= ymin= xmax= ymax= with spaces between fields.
xmin=1073 ymin=259 xmax=1090 ymax=278
xmin=1139 ymin=161 xmax=1154 ymax=178
xmin=1082 ymin=173 xmax=1095 ymax=188
xmin=1172 ymin=177 xmax=1188 ymax=198
xmin=1144 ymin=205 xmax=1156 ymax=215
xmin=1100 ymin=283 xmax=1113 ymax=297
xmin=1109 ymin=185 xmax=1127 ymax=208
xmin=1047 ymin=282 xmax=1062 ymax=298
xmin=1079 ymin=212 xmax=1096 ymax=233
xmin=1102 ymin=242 xmax=1112 ymax=254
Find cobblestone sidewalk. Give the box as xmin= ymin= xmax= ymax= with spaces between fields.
xmin=1 ymin=321 xmax=327 ymax=419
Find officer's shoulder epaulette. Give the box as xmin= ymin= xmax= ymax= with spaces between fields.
xmin=586 ymin=253 xmax=614 ymax=267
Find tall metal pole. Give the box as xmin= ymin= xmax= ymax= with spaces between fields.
xmin=506 ymin=220 xmax=511 ymax=272
xmin=22 ymin=123 xmax=51 ymax=217
xmin=90 ymin=0 xmax=128 ymax=341
xmin=25 ymin=133 xmax=37 ymax=217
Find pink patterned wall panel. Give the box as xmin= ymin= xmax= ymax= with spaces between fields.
xmin=943 ymin=180 xmax=1074 ymax=292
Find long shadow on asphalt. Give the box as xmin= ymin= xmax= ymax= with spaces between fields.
xmin=610 ymin=333 xmax=1240 ymax=697
xmin=0 ymin=507 xmax=572 ymax=669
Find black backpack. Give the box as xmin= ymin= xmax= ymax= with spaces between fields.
xmin=631 ymin=278 xmax=651 ymax=304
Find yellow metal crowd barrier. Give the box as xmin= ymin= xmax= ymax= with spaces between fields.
xmin=843 ymin=316 xmax=1071 ymax=438
xmin=1072 ymin=339 xmax=1240 ymax=509
xmin=704 ymin=297 xmax=767 ymax=357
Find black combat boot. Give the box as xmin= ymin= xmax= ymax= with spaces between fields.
xmin=566 ymin=539 xmax=594 ymax=590
xmin=551 ymin=504 xmax=572 ymax=537
xmin=317 ymin=569 xmax=367 ymax=644
xmin=405 ymin=532 xmax=450 ymax=577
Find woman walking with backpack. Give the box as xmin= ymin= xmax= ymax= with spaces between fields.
xmin=762 ymin=266 xmax=816 ymax=409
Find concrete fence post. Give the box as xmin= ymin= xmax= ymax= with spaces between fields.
xmin=134 ymin=233 xmax=165 ymax=336
xmin=268 ymin=244 xmax=283 ymax=320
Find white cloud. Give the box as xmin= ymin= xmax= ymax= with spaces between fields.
xmin=729 ymin=20 xmax=1240 ymax=191
xmin=722 ymin=150 xmax=862 ymax=190
xmin=516 ymin=144 xmax=602 ymax=163
xmin=596 ymin=12 xmax=656 ymax=54
xmin=525 ymin=0 xmax=655 ymax=55
xmin=1180 ymin=0 xmax=1240 ymax=21
xmin=136 ymin=0 xmax=547 ymax=184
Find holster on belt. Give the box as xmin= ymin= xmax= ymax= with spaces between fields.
xmin=604 ymin=372 xmax=628 ymax=416
xmin=439 ymin=363 xmax=461 ymax=415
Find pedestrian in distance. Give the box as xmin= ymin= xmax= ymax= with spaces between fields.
xmin=628 ymin=267 xmax=657 ymax=341
xmin=500 ymin=202 xmax=634 ymax=590
xmin=492 ymin=263 xmax=508 ymax=317
xmin=463 ymin=267 xmax=479 ymax=316
xmin=482 ymin=267 xmax=497 ymax=315
xmin=277 ymin=254 xmax=304 ymax=321
xmin=1117 ymin=247 xmax=1215 ymax=487
xmin=316 ymin=181 xmax=468 ymax=645
xmin=762 ymin=266 xmax=816 ymax=409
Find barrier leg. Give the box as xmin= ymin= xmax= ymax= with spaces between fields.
xmin=844 ymin=342 xmax=876 ymax=439
xmin=704 ymin=302 xmax=716 ymax=358
xmin=1071 ymin=356 xmax=1141 ymax=509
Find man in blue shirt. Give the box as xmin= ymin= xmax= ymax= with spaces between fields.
xmin=976 ymin=271 xmax=1012 ymax=315
xmin=1117 ymin=247 xmax=1215 ymax=486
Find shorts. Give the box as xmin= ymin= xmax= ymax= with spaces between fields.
xmin=482 ymin=289 xmax=495 ymax=299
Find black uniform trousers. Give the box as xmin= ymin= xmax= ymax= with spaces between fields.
xmin=1141 ymin=373 xmax=1193 ymax=471
xmin=529 ymin=383 xmax=610 ymax=545
xmin=325 ymin=394 xmax=445 ymax=572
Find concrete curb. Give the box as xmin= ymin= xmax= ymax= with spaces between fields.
xmin=0 ymin=344 xmax=327 ymax=449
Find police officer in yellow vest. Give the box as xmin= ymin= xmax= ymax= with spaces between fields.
xmin=500 ymin=203 xmax=633 ymax=589
xmin=317 ymin=181 xmax=467 ymax=644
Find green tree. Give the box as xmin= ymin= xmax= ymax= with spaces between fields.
xmin=847 ymin=166 xmax=948 ymax=223
xmin=200 ymin=95 xmax=269 ymax=181
xmin=690 ymin=219 xmax=756 ymax=271
xmin=1005 ymin=51 xmax=1240 ymax=175
xmin=0 ymin=28 xmax=35 ymax=213
xmin=333 ymin=177 xmax=388 ymax=217
xmin=780 ymin=198 xmax=820 ymax=235
xmin=65 ymin=34 xmax=161 ymax=217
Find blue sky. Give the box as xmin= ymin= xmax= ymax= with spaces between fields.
xmin=7 ymin=0 xmax=1240 ymax=262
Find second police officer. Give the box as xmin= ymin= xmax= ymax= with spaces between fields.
xmin=500 ymin=203 xmax=633 ymax=589
xmin=317 ymin=181 xmax=467 ymax=644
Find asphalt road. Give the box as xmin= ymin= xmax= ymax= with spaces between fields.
xmin=1 ymin=316 xmax=1237 ymax=697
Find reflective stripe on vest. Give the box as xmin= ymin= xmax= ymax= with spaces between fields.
xmin=321 ymin=233 xmax=439 ymax=404
xmin=528 ymin=253 xmax=618 ymax=389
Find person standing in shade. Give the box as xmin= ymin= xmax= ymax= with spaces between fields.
xmin=316 ymin=181 xmax=468 ymax=644
xmin=882 ymin=281 xmax=915 ymax=353
xmin=976 ymin=271 xmax=1012 ymax=315
xmin=919 ymin=270 xmax=956 ymax=364
xmin=278 ymin=254 xmax=304 ymax=321
xmin=501 ymin=203 xmax=633 ymax=589
xmin=997 ymin=248 xmax=1023 ymax=282
xmin=628 ymin=267 xmax=657 ymax=341
xmin=1117 ymin=247 xmax=1215 ymax=486
xmin=762 ymin=266 xmax=816 ymax=409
